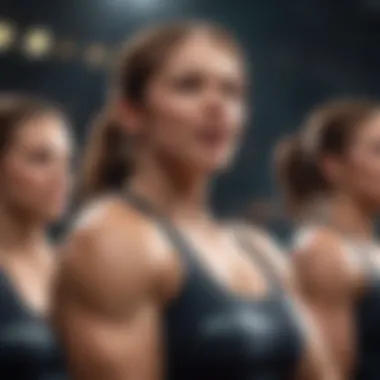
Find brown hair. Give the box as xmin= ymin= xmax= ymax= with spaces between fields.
xmin=79 ymin=20 xmax=243 ymax=202
xmin=275 ymin=98 xmax=380 ymax=213
xmin=0 ymin=94 xmax=64 ymax=158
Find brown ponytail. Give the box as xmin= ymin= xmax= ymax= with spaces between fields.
xmin=274 ymin=135 xmax=329 ymax=213
xmin=79 ymin=112 xmax=132 ymax=201
xmin=275 ymin=98 xmax=380 ymax=215
xmin=78 ymin=20 xmax=243 ymax=203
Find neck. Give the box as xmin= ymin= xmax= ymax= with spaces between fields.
xmin=304 ymin=194 xmax=373 ymax=241
xmin=0 ymin=204 xmax=47 ymax=256
xmin=127 ymin=155 xmax=211 ymax=221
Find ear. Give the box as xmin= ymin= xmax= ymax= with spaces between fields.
xmin=320 ymin=154 xmax=345 ymax=187
xmin=114 ymin=100 xmax=141 ymax=135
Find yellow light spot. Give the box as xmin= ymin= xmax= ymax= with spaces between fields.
xmin=23 ymin=27 xmax=53 ymax=59
xmin=0 ymin=20 xmax=16 ymax=52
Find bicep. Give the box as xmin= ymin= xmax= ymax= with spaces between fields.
xmin=52 ymin=220 xmax=163 ymax=380
xmin=292 ymin=238 xmax=356 ymax=378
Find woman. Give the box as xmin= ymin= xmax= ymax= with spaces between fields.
xmin=276 ymin=98 xmax=380 ymax=379
xmin=0 ymin=95 xmax=72 ymax=379
xmin=54 ymin=21 xmax=335 ymax=380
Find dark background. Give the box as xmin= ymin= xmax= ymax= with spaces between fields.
xmin=1 ymin=0 xmax=380 ymax=241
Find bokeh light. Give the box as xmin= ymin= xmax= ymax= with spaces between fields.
xmin=0 ymin=20 xmax=16 ymax=53
xmin=22 ymin=27 xmax=54 ymax=59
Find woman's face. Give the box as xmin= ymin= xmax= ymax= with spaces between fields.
xmin=0 ymin=113 xmax=72 ymax=223
xmin=339 ymin=112 xmax=380 ymax=209
xmin=136 ymin=32 xmax=247 ymax=174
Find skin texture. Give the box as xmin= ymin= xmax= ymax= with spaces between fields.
xmin=53 ymin=31 xmax=335 ymax=380
xmin=0 ymin=112 xmax=72 ymax=315
xmin=54 ymin=201 xmax=337 ymax=380
xmin=1 ymin=113 xmax=72 ymax=223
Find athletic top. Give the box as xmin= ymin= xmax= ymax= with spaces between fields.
xmin=0 ymin=270 xmax=68 ymax=380
xmin=127 ymin=192 xmax=304 ymax=380
xmin=353 ymin=243 xmax=380 ymax=380
xmin=294 ymin=227 xmax=380 ymax=380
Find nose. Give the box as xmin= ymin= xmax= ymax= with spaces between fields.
xmin=202 ymin=88 xmax=226 ymax=120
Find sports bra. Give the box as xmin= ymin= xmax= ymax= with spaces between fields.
xmin=127 ymin=192 xmax=305 ymax=380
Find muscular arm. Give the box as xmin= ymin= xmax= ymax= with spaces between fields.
xmin=52 ymin=201 xmax=169 ymax=380
xmin=293 ymin=229 xmax=356 ymax=379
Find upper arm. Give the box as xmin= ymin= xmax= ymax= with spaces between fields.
xmin=52 ymin=201 xmax=165 ymax=380
xmin=292 ymin=229 xmax=356 ymax=378
xmin=292 ymin=229 xmax=355 ymax=315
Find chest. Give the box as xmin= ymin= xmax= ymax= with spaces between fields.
xmin=175 ymin=226 xmax=271 ymax=298
xmin=164 ymin=262 xmax=302 ymax=378
xmin=0 ymin=278 xmax=66 ymax=377
xmin=2 ymin=262 xmax=53 ymax=315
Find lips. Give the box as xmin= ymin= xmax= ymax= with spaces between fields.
xmin=195 ymin=126 xmax=231 ymax=146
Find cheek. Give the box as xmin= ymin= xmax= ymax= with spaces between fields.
xmin=4 ymin=162 xmax=48 ymax=199
xmin=157 ymin=94 xmax=200 ymax=132
xmin=147 ymin=97 xmax=200 ymax=149
xmin=349 ymin=156 xmax=380 ymax=197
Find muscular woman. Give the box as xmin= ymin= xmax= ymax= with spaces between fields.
xmin=276 ymin=99 xmax=380 ymax=379
xmin=0 ymin=95 xmax=72 ymax=379
xmin=54 ymin=21 xmax=335 ymax=380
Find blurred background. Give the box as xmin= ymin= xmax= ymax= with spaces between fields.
xmin=1 ymin=0 xmax=379 ymax=242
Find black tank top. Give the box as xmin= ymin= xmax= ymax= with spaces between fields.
xmin=127 ymin=193 xmax=304 ymax=380
xmin=354 ymin=244 xmax=380 ymax=380
xmin=0 ymin=270 xmax=68 ymax=380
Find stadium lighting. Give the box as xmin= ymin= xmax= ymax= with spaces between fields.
xmin=0 ymin=20 xmax=16 ymax=53
xmin=22 ymin=27 xmax=54 ymax=59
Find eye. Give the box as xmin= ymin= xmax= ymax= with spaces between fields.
xmin=28 ymin=148 xmax=53 ymax=165
xmin=170 ymin=72 xmax=204 ymax=93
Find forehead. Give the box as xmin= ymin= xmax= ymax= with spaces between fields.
xmin=160 ymin=32 xmax=244 ymax=78
xmin=12 ymin=113 xmax=71 ymax=152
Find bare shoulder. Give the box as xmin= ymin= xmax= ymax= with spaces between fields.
xmin=292 ymin=226 xmax=353 ymax=297
xmin=57 ymin=196 xmax=179 ymax=312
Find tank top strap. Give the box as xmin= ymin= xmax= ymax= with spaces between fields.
xmin=231 ymin=226 xmax=284 ymax=295
xmin=345 ymin=240 xmax=377 ymax=276
xmin=123 ymin=190 xmax=196 ymax=267
xmin=292 ymin=226 xmax=317 ymax=251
